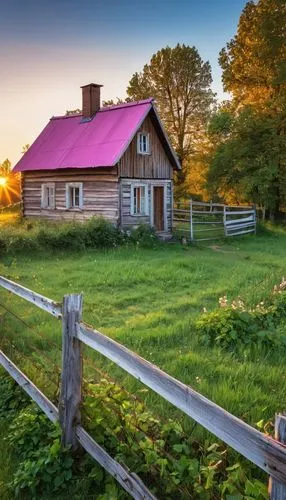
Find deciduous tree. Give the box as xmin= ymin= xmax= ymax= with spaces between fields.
xmin=219 ymin=0 xmax=286 ymax=107
xmin=210 ymin=0 xmax=286 ymax=216
xmin=127 ymin=44 xmax=215 ymax=185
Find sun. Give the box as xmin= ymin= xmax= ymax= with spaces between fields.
xmin=0 ymin=176 xmax=7 ymax=186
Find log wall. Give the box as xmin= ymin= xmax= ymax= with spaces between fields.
xmin=118 ymin=115 xmax=174 ymax=179
xmin=120 ymin=179 xmax=172 ymax=232
xmin=22 ymin=168 xmax=119 ymax=222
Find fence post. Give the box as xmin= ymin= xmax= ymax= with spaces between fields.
xmin=223 ymin=205 xmax=227 ymax=237
xmin=59 ymin=293 xmax=83 ymax=450
xmin=190 ymin=198 xmax=193 ymax=242
xmin=253 ymin=204 xmax=257 ymax=234
xmin=269 ymin=414 xmax=286 ymax=499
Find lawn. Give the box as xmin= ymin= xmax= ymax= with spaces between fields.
xmin=1 ymin=224 xmax=286 ymax=430
xmin=1 ymin=221 xmax=286 ymax=497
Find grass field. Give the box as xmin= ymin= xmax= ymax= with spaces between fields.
xmin=1 ymin=224 xmax=286 ymax=421
xmin=1 ymin=219 xmax=286 ymax=495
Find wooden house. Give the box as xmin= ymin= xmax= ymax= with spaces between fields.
xmin=14 ymin=84 xmax=180 ymax=235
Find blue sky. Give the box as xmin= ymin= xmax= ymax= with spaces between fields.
xmin=0 ymin=0 xmax=246 ymax=165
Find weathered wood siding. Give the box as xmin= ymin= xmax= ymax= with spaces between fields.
xmin=118 ymin=115 xmax=173 ymax=179
xmin=22 ymin=168 xmax=119 ymax=222
xmin=120 ymin=179 xmax=172 ymax=233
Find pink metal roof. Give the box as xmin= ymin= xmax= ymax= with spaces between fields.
xmin=13 ymin=99 xmax=153 ymax=172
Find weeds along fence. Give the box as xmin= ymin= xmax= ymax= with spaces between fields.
xmin=173 ymin=199 xmax=256 ymax=242
xmin=0 ymin=276 xmax=286 ymax=500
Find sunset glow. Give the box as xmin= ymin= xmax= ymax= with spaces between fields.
xmin=0 ymin=174 xmax=21 ymax=206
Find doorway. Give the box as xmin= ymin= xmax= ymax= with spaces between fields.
xmin=153 ymin=186 xmax=164 ymax=231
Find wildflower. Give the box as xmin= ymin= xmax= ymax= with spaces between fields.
xmin=273 ymin=277 xmax=286 ymax=293
xmin=219 ymin=296 xmax=228 ymax=308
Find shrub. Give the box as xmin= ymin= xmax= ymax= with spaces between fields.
xmin=128 ymin=224 xmax=158 ymax=248
xmin=84 ymin=217 xmax=124 ymax=248
xmin=6 ymin=406 xmax=74 ymax=497
xmin=196 ymin=291 xmax=286 ymax=352
xmin=0 ymin=373 xmax=29 ymax=419
xmin=0 ymin=218 xmax=161 ymax=254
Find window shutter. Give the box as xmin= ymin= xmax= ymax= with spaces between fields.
xmin=130 ymin=186 xmax=135 ymax=215
xmin=66 ymin=185 xmax=70 ymax=209
xmin=145 ymin=186 xmax=149 ymax=215
xmin=79 ymin=184 xmax=83 ymax=208
xmin=50 ymin=187 xmax=55 ymax=209
xmin=147 ymin=133 xmax=150 ymax=154
xmin=41 ymin=185 xmax=45 ymax=209
xmin=137 ymin=133 xmax=141 ymax=154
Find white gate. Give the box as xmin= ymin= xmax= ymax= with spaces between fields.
xmin=173 ymin=200 xmax=256 ymax=242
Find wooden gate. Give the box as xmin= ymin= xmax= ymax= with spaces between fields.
xmin=173 ymin=199 xmax=256 ymax=242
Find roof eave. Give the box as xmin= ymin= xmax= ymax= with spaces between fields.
xmin=151 ymin=104 xmax=181 ymax=170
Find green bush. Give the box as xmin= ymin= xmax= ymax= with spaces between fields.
xmin=84 ymin=217 xmax=125 ymax=248
xmin=0 ymin=374 xmax=29 ymax=419
xmin=196 ymin=294 xmax=286 ymax=352
xmin=0 ymin=218 xmax=159 ymax=254
xmin=6 ymin=406 xmax=74 ymax=497
xmin=128 ymin=224 xmax=158 ymax=248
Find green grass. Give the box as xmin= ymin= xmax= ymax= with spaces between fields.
xmin=0 ymin=221 xmax=286 ymax=496
xmin=1 ymin=224 xmax=286 ymax=428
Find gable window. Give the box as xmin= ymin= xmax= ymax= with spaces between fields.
xmin=41 ymin=183 xmax=55 ymax=209
xmin=137 ymin=132 xmax=150 ymax=154
xmin=66 ymin=183 xmax=83 ymax=209
xmin=131 ymin=185 xmax=148 ymax=216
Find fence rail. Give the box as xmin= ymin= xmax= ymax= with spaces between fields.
xmin=0 ymin=276 xmax=285 ymax=499
xmin=173 ymin=199 xmax=256 ymax=242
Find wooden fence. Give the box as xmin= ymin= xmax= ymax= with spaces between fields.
xmin=0 ymin=275 xmax=285 ymax=499
xmin=173 ymin=199 xmax=256 ymax=242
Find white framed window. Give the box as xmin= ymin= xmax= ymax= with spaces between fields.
xmin=41 ymin=183 xmax=55 ymax=209
xmin=137 ymin=132 xmax=150 ymax=154
xmin=66 ymin=182 xmax=83 ymax=209
xmin=131 ymin=185 xmax=149 ymax=216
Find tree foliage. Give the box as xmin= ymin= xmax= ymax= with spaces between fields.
xmin=65 ymin=109 xmax=81 ymax=116
xmin=127 ymin=44 xmax=215 ymax=184
xmin=207 ymin=106 xmax=286 ymax=215
xmin=219 ymin=0 xmax=286 ymax=106
xmin=208 ymin=0 xmax=286 ymax=216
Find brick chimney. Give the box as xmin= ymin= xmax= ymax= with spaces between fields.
xmin=81 ymin=83 xmax=103 ymax=119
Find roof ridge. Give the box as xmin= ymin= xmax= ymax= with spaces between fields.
xmin=50 ymin=98 xmax=154 ymax=120
xmin=51 ymin=114 xmax=82 ymax=121
xmin=99 ymin=98 xmax=153 ymax=112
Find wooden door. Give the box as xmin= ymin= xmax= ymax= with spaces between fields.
xmin=153 ymin=186 xmax=164 ymax=231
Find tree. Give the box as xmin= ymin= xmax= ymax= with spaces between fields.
xmin=21 ymin=144 xmax=30 ymax=154
xmin=219 ymin=0 xmax=286 ymax=107
xmin=102 ymin=98 xmax=131 ymax=107
xmin=65 ymin=109 xmax=81 ymax=116
xmin=127 ymin=44 xmax=215 ymax=185
xmin=0 ymin=159 xmax=12 ymax=175
xmin=212 ymin=0 xmax=286 ymax=216
xmin=207 ymin=107 xmax=286 ymax=217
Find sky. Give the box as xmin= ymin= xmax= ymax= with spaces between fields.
xmin=0 ymin=0 xmax=246 ymax=166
